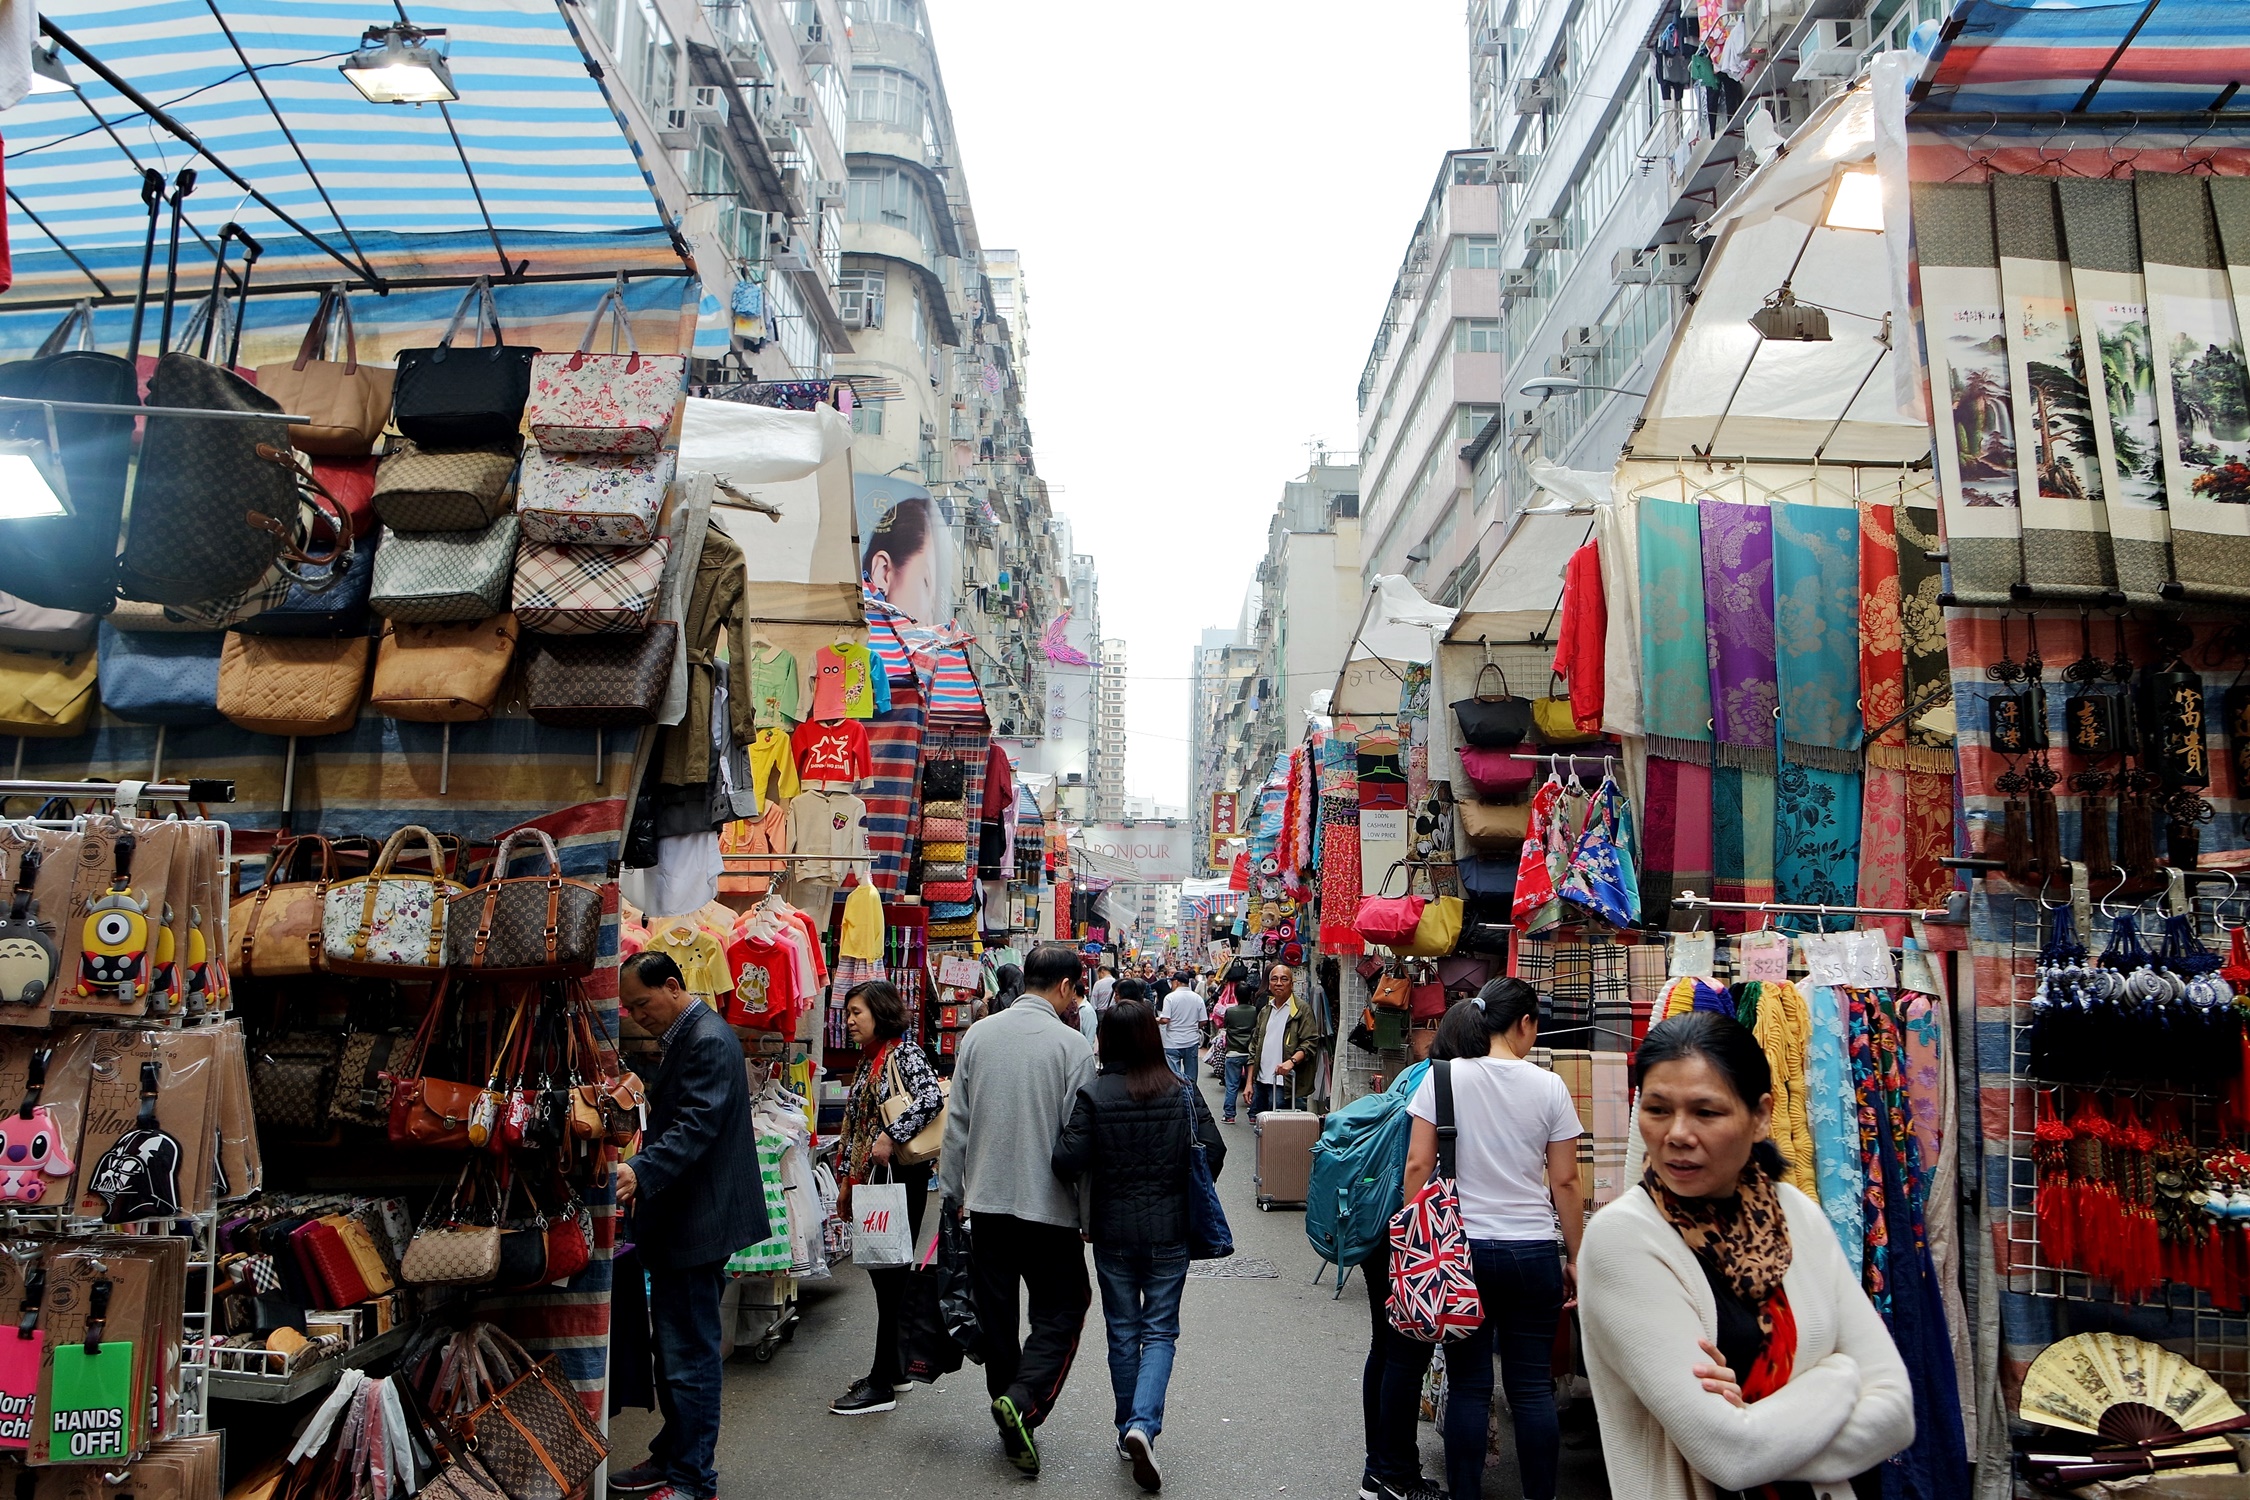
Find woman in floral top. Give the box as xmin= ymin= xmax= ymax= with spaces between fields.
xmin=831 ymin=979 xmax=946 ymax=1416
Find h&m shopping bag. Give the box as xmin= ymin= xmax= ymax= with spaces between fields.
xmin=850 ymin=1173 xmax=913 ymax=1269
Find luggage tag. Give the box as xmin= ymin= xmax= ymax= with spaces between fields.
xmin=45 ymin=1280 xmax=130 ymax=1462
xmin=0 ymin=849 xmax=57 ymax=1006
xmin=0 ymin=1265 xmax=42 ymax=1448
xmin=87 ymin=1061 xmax=182 ymax=1220
xmin=73 ymin=835 xmax=151 ymax=1000
xmin=147 ymin=904 xmax=176 ymax=1004
xmin=0 ymin=1049 xmax=74 ymax=1205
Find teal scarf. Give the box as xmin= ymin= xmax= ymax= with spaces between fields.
xmin=1638 ymin=499 xmax=1712 ymax=762
xmin=1772 ymin=502 xmax=1863 ymax=772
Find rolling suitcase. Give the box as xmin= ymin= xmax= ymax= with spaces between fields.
xmin=1254 ymin=1103 xmax=1320 ymax=1210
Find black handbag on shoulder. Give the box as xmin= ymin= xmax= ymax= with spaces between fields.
xmin=391 ymin=278 xmax=538 ymax=447
xmin=1449 ymin=662 xmax=1533 ymax=748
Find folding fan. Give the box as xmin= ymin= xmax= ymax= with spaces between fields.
xmin=2020 ymin=1332 xmax=2243 ymax=1463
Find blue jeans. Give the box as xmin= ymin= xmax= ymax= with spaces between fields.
xmin=1222 ymin=1054 xmax=1250 ymax=1118
xmin=647 ymin=1259 xmax=727 ymax=1499
xmin=1165 ymin=1046 xmax=1198 ymax=1080
xmin=1093 ymin=1243 xmax=1189 ymax=1439
xmin=1251 ymin=1080 xmax=1297 ymax=1116
xmin=1444 ymin=1239 xmax=1566 ymax=1500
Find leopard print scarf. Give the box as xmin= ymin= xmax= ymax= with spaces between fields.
xmin=1640 ymin=1161 xmax=1793 ymax=1307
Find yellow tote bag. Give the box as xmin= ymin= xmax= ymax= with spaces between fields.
xmin=1396 ymin=894 xmax=1464 ymax=958
xmin=0 ymin=648 xmax=96 ymax=736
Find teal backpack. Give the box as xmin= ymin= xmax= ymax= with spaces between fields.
xmin=1304 ymin=1059 xmax=1430 ymax=1293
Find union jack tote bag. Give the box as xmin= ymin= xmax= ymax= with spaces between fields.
xmin=1387 ymin=1060 xmax=1484 ymax=1342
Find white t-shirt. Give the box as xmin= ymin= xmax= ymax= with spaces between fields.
xmin=1257 ymin=1003 xmax=1291 ymax=1084
xmin=1091 ymin=975 xmax=1116 ymax=1011
xmin=1160 ymin=989 xmax=1204 ymax=1048
xmin=1408 ymin=1056 xmax=1583 ymax=1241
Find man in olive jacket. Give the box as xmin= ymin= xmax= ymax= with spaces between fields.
xmin=1243 ymin=962 xmax=1325 ymax=1115
xmin=612 ymin=952 xmax=768 ymax=1500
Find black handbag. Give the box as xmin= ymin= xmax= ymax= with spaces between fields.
xmin=234 ymin=527 xmax=378 ymax=637
xmin=0 ymin=328 xmax=137 ymax=614
xmin=391 ymin=279 xmax=538 ymax=447
xmin=1449 ymin=661 xmax=1533 ymax=748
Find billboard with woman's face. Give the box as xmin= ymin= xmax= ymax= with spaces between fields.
xmin=852 ymin=475 xmax=954 ymax=626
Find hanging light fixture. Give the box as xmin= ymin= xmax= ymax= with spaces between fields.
xmin=0 ymin=406 xmax=72 ymax=521
xmin=1750 ymin=285 xmax=1832 ymax=342
xmin=338 ymin=23 xmax=457 ymax=105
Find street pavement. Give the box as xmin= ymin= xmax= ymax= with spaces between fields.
xmin=611 ymin=1073 xmax=1609 ymax=1499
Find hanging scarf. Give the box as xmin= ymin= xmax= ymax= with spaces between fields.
xmin=1639 ymin=499 xmax=1714 ymax=762
xmin=1741 ymin=980 xmax=1818 ymax=1200
xmin=1701 ymin=500 xmax=1778 ymax=774
xmin=1641 ymin=1162 xmax=1796 ymax=1362
xmin=1772 ymin=502 xmax=1864 ymax=773
xmin=1775 ymin=762 xmax=1861 ymax=929
xmin=1641 ymin=757 xmax=1713 ymax=932
xmin=1559 ymin=775 xmax=1639 ymax=928
xmin=840 ymin=1039 xmax=895 ymax=1185
xmin=1803 ymin=980 xmax=1865 ymax=1278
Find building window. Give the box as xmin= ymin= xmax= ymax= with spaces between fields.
xmin=588 ymin=0 xmax=676 ymax=119
xmin=1456 ymin=405 xmax=1502 ymax=441
xmin=1455 ymin=236 xmax=1502 ymax=269
xmin=847 ymin=0 xmax=924 ymax=33
xmin=845 ymin=165 xmax=939 ymax=257
xmin=838 ymin=265 xmax=886 ymax=328
xmin=850 ymin=67 xmax=931 ymax=137
xmin=1455 ymin=320 xmax=1503 ymax=354
xmin=851 ymin=403 xmax=884 ymax=436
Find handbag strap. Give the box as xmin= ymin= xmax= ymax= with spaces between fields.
xmin=432 ymin=276 xmax=505 ymax=359
xmin=34 ymin=300 xmax=95 ymax=357
xmin=1433 ymin=1060 xmax=1459 ymax=1181
xmin=483 ymin=996 xmax=529 ymax=1090
xmin=573 ymin=280 xmax=642 ymax=364
xmin=1476 ymin=661 xmax=1510 ymax=700
xmin=249 ymin=443 xmax=352 ymax=575
xmin=293 ymin=285 xmax=361 ymax=375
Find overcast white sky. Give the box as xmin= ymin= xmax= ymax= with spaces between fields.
xmin=925 ymin=1 xmax=1465 ymax=808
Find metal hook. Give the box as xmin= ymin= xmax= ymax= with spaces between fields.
xmin=2212 ymin=869 xmax=2245 ymax=932
xmin=2097 ymin=863 xmax=2131 ymax=920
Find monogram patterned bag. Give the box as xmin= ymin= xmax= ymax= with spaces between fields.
xmin=526 ymin=287 xmax=685 ymax=454
xmin=369 ymin=515 xmax=519 ymax=624
xmin=427 ymin=1324 xmax=609 ymax=1500
xmin=373 ymin=437 xmax=521 ymax=532
xmin=323 ymin=824 xmax=467 ymax=976
xmin=511 ymin=537 xmax=667 ymax=635
xmin=515 ymin=447 xmax=673 ymax=547
xmin=448 ymin=828 xmax=602 ymax=976
xmin=119 ymin=353 xmax=300 ymax=605
xmin=522 ymin=622 xmax=677 ymax=729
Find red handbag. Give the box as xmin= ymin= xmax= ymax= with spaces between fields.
xmin=1355 ymin=859 xmax=1428 ymax=948
xmin=1455 ymin=745 xmax=1535 ymax=797
xmin=543 ymin=1205 xmax=591 ymax=1282
xmin=294 ymin=1218 xmax=373 ymax=1309
xmin=310 ymin=455 xmax=380 ymax=538
xmin=1409 ymin=982 xmax=1449 ymax=1022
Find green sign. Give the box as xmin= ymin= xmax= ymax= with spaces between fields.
xmin=47 ymin=1341 xmax=131 ymax=1462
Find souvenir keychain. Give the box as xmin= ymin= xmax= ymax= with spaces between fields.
xmin=0 ymin=851 xmax=58 ymax=1007
xmin=86 ymin=1061 xmax=181 ymax=1220
xmin=147 ymin=905 xmax=177 ymax=1004
xmin=181 ymin=907 xmax=212 ymax=1014
xmin=0 ymin=1261 xmax=43 ymax=1449
xmin=0 ymin=1050 xmax=72 ymax=1205
xmin=73 ymin=835 xmax=150 ymax=1001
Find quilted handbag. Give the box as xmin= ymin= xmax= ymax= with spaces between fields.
xmin=1455 ymin=745 xmax=1535 ymax=798
xmin=373 ymin=437 xmax=521 ymax=532
xmin=0 ymin=344 xmax=136 ymax=613
xmin=447 ymin=827 xmax=602 ymax=976
xmin=0 ymin=647 xmax=96 ymax=736
xmin=233 ymin=529 xmax=378 ymax=637
xmin=511 ymin=537 xmax=667 ymax=636
xmin=120 ymin=354 xmax=322 ymax=605
xmin=96 ymin=621 xmax=226 ymax=725
xmin=0 ymin=594 xmax=94 ymax=653
xmin=391 ymin=278 xmax=539 ymax=448
xmin=1449 ymin=661 xmax=1533 ymax=749
xmin=370 ymin=515 xmax=519 ymax=623
xmin=515 ymin=447 xmax=673 ymax=546
xmin=255 ymin=284 xmax=396 ymax=456
xmin=231 ymin=835 xmax=341 ymax=979
xmin=370 ymin=614 xmax=519 ymax=722
xmin=323 ymin=824 xmax=468 ymax=977
xmin=522 ymin=622 xmax=677 ymax=729
xmin=217 ymin=631 xmax=370 ymax=737
xmin=526 ymin=286 xmax=685 ymax=454
xmin=1386 ymin=1061 xmax=1484 ymax=1343
xmin=429 ymin=1324 xmax=609 ymax=1500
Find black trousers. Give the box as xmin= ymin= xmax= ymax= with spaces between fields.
xmin=969 ymin=1211 xmax=1091 ymax=1428
xmin=1362 ymin=1240 xmax=1436 ymax=1484
xmin=865 ymin=1163 xmax=932 ymax=1390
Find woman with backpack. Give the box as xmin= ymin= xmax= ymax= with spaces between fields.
xmin=1053 ymin=998 xmax=1226 ymax=1493
xmin=1577 ymin=1013 xmax=1912 ymax=1500
xmin=1399 ymin=978 xmax=1583 ymax=1500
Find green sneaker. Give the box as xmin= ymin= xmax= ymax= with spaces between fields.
xmin=991 ymin=1395 xmax=1040 ymax=1476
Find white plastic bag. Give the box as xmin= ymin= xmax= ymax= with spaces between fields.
xmin=851 ymin=1176 xmax=913 ymax=1268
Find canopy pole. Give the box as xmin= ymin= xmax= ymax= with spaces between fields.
xmin=5 ymin=189 xmax=112 ymax=298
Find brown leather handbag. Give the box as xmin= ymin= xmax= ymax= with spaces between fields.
xmin=217 ymin=630 xmax=371 ymax=737
xmin=230 ymin=835 xmax=339 ymax=979
xmin=255 ymin=285 xmax=396 ymax=456
xmin=523 ymin=621 xmax=676 ymax=729
xmin=449 ymin=828 xmax=601 ymax=976
xmin=371 ymin=613 xmax=519 ymax=723
xmin=387 ymin=974 xmax=482 ymax=1149
xmin=428 ymin=1323 xmax=609 ymax=1500
xmin=568 ymin=994 xmax=646 ymax=1146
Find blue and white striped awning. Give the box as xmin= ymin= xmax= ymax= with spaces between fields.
xmin=1913 ymin=0 xmax=2250 ymax=115
xmin=2 ymin=0 xmax=672 ymax=292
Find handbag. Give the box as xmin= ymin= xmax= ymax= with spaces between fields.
xmin=323 ymin=824 xmax=468 ymax=977
xmin=567 ymin=997 xmax=646 ymax=1147
xmin=401 ymin=1166 xmax=501 ymax=1286
xmin=388 ymin=987 xmax=485 ymax=1151
xmin=1409 ymin=981 xmax=1449 ymax=1022
xmin=511 ymin=537 xmax=668 ymax=635
xmin=878 ymin=1045 xmax=947 ymax=1167
xmin=311 ymin=454 xmax=380 ymax=539
xmin=332 ymin=1029 xmax=407 ymax=1128
xmin=250 ymin=1032 xmax=342 ymax=1135
xmin=1387 ymin=1061 xmax=1484 ymax=1342
xmin=1454 ymin=745 xmax=1535 ymax=797
xmin=1354 ymin=865 xmax=1427 ymax=947
xmin=1457 ymin=798 xmax=1532 ymax=849
xmin=526 ymin=286 xmax=685 ymax=454
xmin=0 ymin=594 xmax=94 ymax=653
xmin=448 ymin=827 xmax=602 ymax=976
xmin=233 ymin=528 xmax=379 ymax=637
xmin=391 ymin=278 xmax=539 ymax=447
xmin=255 ymin=284 xmax=396 ymax=456
xmin=231 ymin=835 xmax=340 ymax=978
xmin=0 ymin=647 xmax=96 ymax=737
xmin=370 ymin=614 xmax=519 ymax=722
xmin=1460 ymin=922 xmax=1510 ymax=956
xmin=427 ymin=1324 xmax=609 ymax=1500
xmin=373 ymin=437 xmax=521 ymax=532
xmin=370 ymin=515 xmax=520 ymax=623
xmin=1449 ymin=661 xmax=1533 ymax=748
xmin=96 ymin=622 xmax=226 ymax=725
xmin=1182 ymin=1084 xmax=1233 ymax=1259
xmin=1533 ymin=673 xmax=1601 ymax=744
xmin=121 ymin=355 xmax=338 ymax=605
xmin=0 ymin=339 xmax=137 ymax=613
xmin=217 ymin=631 xmax=371 ymax=737
xmin=1396 ymin=894 xmax=1465 ymax=957
xmin=523 ymin=622 xmax=677 ymax=729
xmin=1369 ymin=973 xmax=1412 ymax=1011
xmin=515 ymin=447 xmax=674 ymax=547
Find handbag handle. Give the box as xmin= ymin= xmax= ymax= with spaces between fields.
xmin=474 ymin=829 xmax=568 ymax=969
xmin=487 ymin=827 xmax=564 ymax=881
xmin=293 ymin=284 xmax=361 ymax=375
xmin=354 ymin=824 xmax=452 ymax=970
xmin=431 ymin=276 xmax=506 ymax=361
xmin=1374 ymin=860 xmax=1409 ymax=898
xmin=250 ymin=444 xmax=352 ymax=581
xmin=34 ymin=300 xmax=96 ymax=357
xmin=1475 ymin=661 xmax=1511 ymax=701
xmin=571 ymin=282 xmax=642 ymax=367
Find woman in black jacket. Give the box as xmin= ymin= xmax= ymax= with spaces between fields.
xmin=1053 ymin=999 xmax=1224 ymax=1493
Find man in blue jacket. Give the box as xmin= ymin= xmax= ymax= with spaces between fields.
xmin=611 ymin=952 xmax=768 ymax=1500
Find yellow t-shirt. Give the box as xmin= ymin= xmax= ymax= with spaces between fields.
xmin=646 ymin=924 xmax=731 ymax=998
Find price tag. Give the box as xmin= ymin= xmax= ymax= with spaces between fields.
xmin=1669 ymin=932 xmax=1716 ymax=979
xmin=1737 ymin=932 xmax=1789 ymax=983
xmin=936 ymin=954 xmax=981 ymax=990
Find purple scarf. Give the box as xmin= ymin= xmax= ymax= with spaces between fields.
xmin=1701 ymin=500 xmax=1778 ymax=774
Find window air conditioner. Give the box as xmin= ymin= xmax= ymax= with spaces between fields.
xmin=815 ymin=178 xmax=847 ymax=206
xmin=771 ymin=233 xmax=814 ymax=272
xmin=687 ymin=86 xmax=729 ymax=126
xmin=1611 ymin=247 xmax=1651 ymax=284
xmin=779 ymin=93 xmax=812 ymax=124
xmin=1510 ymin=411 xmax=1543 ymax=439
xmin=1499 ymin=267 xmax=1538 ymax=298
xmin=1512 ymin=76 xmax=1556 ymax=113
xmin=1563 ymin=325 xmax=1605 ymax=352
xmin=797 ymin=21 xmax=835 ymax=64
xmin=1491 ymin=153 xmax=1529 ymax=183
xmin=1544 ymin=354 xmax=1576 ymax=377
xmin=1473 ymin=26 xmax=1504 ymax=57
xmin=1524 ymin=217 xmax=1565 ymax=251
xmin=1650 ymin=243 xmax=1703 ymax=284
xmin=659 ymin=109 xmax=694 ymax=149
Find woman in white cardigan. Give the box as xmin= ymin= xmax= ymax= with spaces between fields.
xmin=1579 ymin=1012 xmax=1914 ymax=1500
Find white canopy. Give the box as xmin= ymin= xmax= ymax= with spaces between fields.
xmin=1333 ymin=574 xmax=1459 ymax=717
xmin=1447 ymin=506 xmax=1594 ymax=644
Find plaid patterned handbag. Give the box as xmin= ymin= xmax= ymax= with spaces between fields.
xmin=1386 ymin=1060 xmax=1484 ymax=1343
xmin=511 ymin=537 xmax=667 ymax=635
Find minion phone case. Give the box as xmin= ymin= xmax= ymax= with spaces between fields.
xmin=74 ymin=836 xmax=150 ymax=1001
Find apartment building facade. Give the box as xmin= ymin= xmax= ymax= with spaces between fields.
xmin=1095 ymin=638 xmax=1129 ymax=823
xmin=1186 ymin=625 xmax=1241 ymax=875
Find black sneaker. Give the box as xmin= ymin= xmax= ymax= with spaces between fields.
xmin=1360 ymin=1478 xmax=1448 ymax=1500
xmin=828 ymin=1379 xmax=896 ymax=1416
xmin=1122 ymin=1428 xmax=1161 ymax=1492
xmin=609 ymin=1460 xmax=667 ymax=1494
xmin=991 ymin=1395 xmax=1040 ymax=1476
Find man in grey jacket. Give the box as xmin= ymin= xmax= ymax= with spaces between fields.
xmin=940 ymin=942 xmax=1098 ymax=1478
